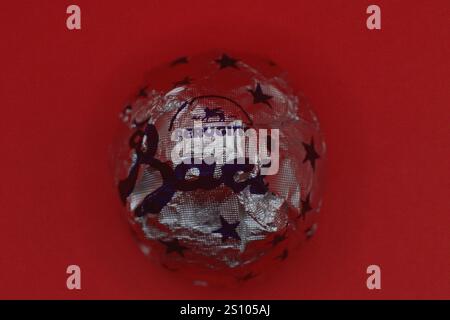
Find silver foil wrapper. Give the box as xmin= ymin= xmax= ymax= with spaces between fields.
xmin=114 ymin=50 xmax=326 ymax=286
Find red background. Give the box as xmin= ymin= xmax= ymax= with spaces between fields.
xmin=0 ymin=0 xmax=449 ymax=299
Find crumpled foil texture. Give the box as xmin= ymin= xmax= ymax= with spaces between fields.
xmin=114 ymin=50 xmax=326 ymax=286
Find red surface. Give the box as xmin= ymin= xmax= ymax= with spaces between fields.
xmin=0 ymin=0 xmax=449 ymax=299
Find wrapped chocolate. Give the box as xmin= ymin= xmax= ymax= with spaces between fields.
xmin=114 ymin=50 xmax=326 ymax=286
